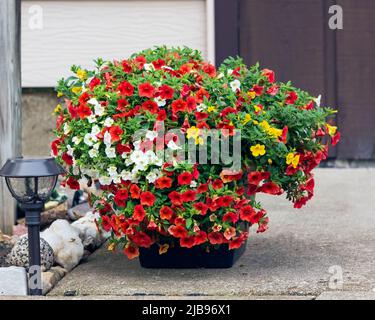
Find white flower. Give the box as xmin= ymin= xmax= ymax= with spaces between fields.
xmin=167 ymin=140 xmax=181 ymax=150
xmin=144 ymin=63 xmax=155 ymax=71
xmin=107 ymin=166 xmax=118 ymax=177
xmin=120 ymin=170 xmax=132 ymax=181
xmin=63 ymin=123 xmax=71 ymax=135
xmin=88 ymin=148 xmax=98 ymax=158
xmin=130 ymin=150 xmax=146 ymax=164
xmin=79 ymin=176 xmax=88 ymax=188
xmin=87 ymin=98 xmax=99 ymax=106
xmin=154 ymin=96 xmax=166 ymax=107
xmin=190 ymin=180 xmax=197 ymax=188
xmin=84 ymin=133 xmax=96 ymax=146
xmin=104 ymin=117 xmax=114 ymax=127
xmin=217 ymin=72 xmax=224 ymax=79
xmin=145 ymin=150 xmax=158 ymax=164
xmin=72 ymin=165 xmax=80 ymax=176
xmin=196 ymin=103 xmax=207 ymax=112
xmin=161 ymin=65 xmax=173 ymax=71
xmin=133 ymin=140 xmax=141 ymax=151
xmin=87 ymin=114 xmax=97 ymax=123
xmin=72 ymin=136 xmax=82 ymax=145
xmin=104 ymin=131 xmax=112 ymax=146
xmin=227 ymin=69 xmax=234 ymax=76
xmin=99 ymin=175 xmax=112 ymax=186
xmin=230 ymin=79 xmax=241 ymax=92
xmin=105 ymin=147 xmax=116 ymax=158
xmin=66 ymin=145 xmax=74 ymax=156
xmin=314 ymin=94 xmax=322 ymax=107
xmin=112 ymin=175 xmax=121 ymax=184
xmin=93 ymin=142 xmax=101 ymax=150
xmin=91 ymin=125 xmax=101 ymax=136
xmin=94 ymin=104 xmax=105 ymax=117
xmin=146 ymin=130 xmax=158 ymax=141
xmin=146 ymin=171 xmax=158 ymax=183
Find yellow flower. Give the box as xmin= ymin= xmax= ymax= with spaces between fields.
xmin=71 ymin=86 xmax=82 ymax=94
xmin=107 ymin=242 xmax=116 ymax=251
xmin=250 ymin=144 xmax=266 ymax=157
xmin=57 ymin=91 xmax=63 ymax=97
xmin=253 ymin=120 xmax=259 ymax=125
xmin=254 ymin=104 xmax=263 ymax=114
xmin=159 ymin=244 xmax=169 ymax=255
xmin=186 ymin=126 xmax=200 ymax=139
xmin=286 ymin=152 xmax=300 ymax=168
xmin=326 ymin=124 xmax=337 ymax=136
xmin=259 ymin=120 xmax=270 ymax=131
xmin=76 ymin=69 xmax=87 ymax=81
xmin=195 ymin=137 xmax=204 ymax=145
xmin=207 ymin=106 xmax=216 ymax=113
xmin=242 ymin=113 xmax=252 ymax=125
xmin=267 ymin=127 xmax=283 ymax=139
xmin=268 ymin=159 xmax=273 ymax=164
xmin=54 ymin=104 xmax=62 ymax=114
xmin=247 ymin=91 xmax=256 ymax=99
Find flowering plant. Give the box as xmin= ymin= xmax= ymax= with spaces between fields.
xmin=52 ymin=47 xmax=339 ymax=259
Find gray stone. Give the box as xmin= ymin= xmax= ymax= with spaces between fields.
xmin=49 ymin=169 xmax=375 ymax=297
xmin=316 ymin=291 xmax=375 ymax=300
xmin=0 ymin=267 xmax=28 ymax=295
xmin=7 ymin=236 xmax=54 ymax=271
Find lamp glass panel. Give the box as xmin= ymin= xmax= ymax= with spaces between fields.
xmin=6 ymin=177 xmax=36 ymax=202
xmin=37 ymin=176 xmax=57 ymax=201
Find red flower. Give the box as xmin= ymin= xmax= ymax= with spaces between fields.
xmin=77 ymin=103 xmax=92 ymax=119
xmin=135 ymin=55 xmax=146 ymax=69
xmin=220 ymin=195 xmax=234 ymax=207
xmin=239 ymin=205 xmax=256 ymax=223
xmin=208 ymin=232 xmax=225 ymax=245
xmin=197 ymin=183 xmax=208 ymax=193
xmin=252 ymin=85 xmax=264 ymax=96
xmin=109 ymin=125 xmax=123 ymax=142
xmin=223 ymin=212 xmax=239 ymax=224
xmin=194 ymin=231 xmax=207 ymax=245
xmin=202 ymin=63 xmax=216 ymax=77
xmin=51 ymin=138 xmax=60 ymax=156
xmin=141 ymin=100 xmax=158 ymax=114
xmin=168 ymin=225 xmax=188 ymax=238
xmin=257 ymin=217 xmax=269 ymax=233
xmin=247 ymin=171 xmax=270 ymax=185
xmin=195 ymin=87 xmax=210 ymax=103
xmin=186 ymin=96 xmax=197 ymax=112
xmin=133 ymin=204 xmax=146 ymax=221
xmin=116 ymin=143 xmax=131 ymax=155
xmin=258 ymin=182 xmax=283 ymax=195
xmin=155 ymin=176 xmax=173 ymax=189
xmin=131 ymin=232 xmax=153 ymax=248
xmin=229 ymin=237 xmax=244 ymax=250
xmin=212 ymin=179 xmax=223 ymax=190
xmin=331 ymin=132 xmax=340 ymax=146
xmin=122 ymin=60 xmax=132 ymax=73
xmin=171 ymin=99 xmax=187 ymax=114
xmin=180 ymin=236 xmax=196 ymax=248
xmin=66 ymin=177 xmax=80 ymax=190
xmin=129 ymin=184 xmax=141 ymax=199
xmin=157 ymin=109 xmax=167 ymax=121
xmin=159 ymin=206 xmax=174 ymax=220
xmin=123 ymin=245 xmax=139 ymax=259
xmin=101 ymin=215 xmax=112 ymax=232
xmin=182 ymin=190 xmax=197 ymax=202
xmin=224 ymin=227 xmax=236 ymax=240
xmin=89 ymin=77 xmax=101 ymax=91
xmin=117 ymin=98 xmax=128 ymax=111
xmin=177 ymin=172 xmax=193 ymax=185
xmin=138 ymin=82 xmax=155 ymax=98
xmin=280 ymin=126 xmax=288 ymax=144
xmin=285 ymin=91 xmax=298 ymax=104
xmin=267 ymin=85 xmax=279 ymax=96
xmin=158 ymin=85 xmax=174 ymax=100
xmin=152 ymin=59 xmax=165 ymax=70
xmin=261 ymin=68 xmax=275 ymax=83
xmin=114 ymin=189 xmax=128 ymax=207
xmin=140 ymin=191 xmax=156 ymax=207
xmin=194 ymin=202 xmax=208 ymax=215
xmin=61 ymin=152 xmax=73 ymax=166
xmin=117 ymin=81 xmax=134 ymax=96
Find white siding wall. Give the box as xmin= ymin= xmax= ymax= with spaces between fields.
xmin=21 ymin=0 xmax=211 ymax=87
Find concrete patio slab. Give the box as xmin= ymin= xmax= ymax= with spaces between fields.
xmin=49 ymin=169 xmax=375 ymax=298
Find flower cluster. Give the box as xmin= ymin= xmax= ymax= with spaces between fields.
xmin=52 ymin=46 xmax=339 ymax=259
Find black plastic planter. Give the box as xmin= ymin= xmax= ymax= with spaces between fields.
xmin=139 ymin=240 xmax=247 ymax=269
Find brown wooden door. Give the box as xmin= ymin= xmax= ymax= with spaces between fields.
xmin=216 ymin=0 xmax=375 ymax=160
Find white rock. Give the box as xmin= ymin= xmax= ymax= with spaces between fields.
xmin=41 ymin=220 xmax=84 ymax=271
xmin=0 ymin=267 xmax=28 ymax=295
xmin=71 ymin=211 xmax=107 ymax=249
